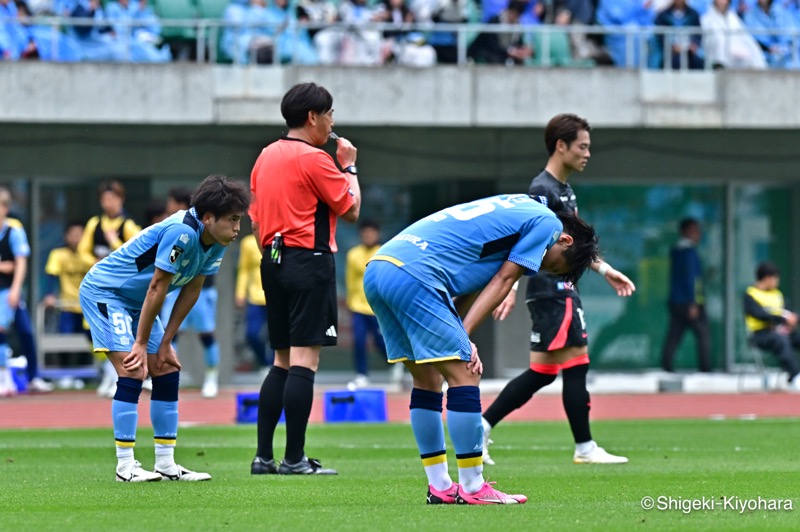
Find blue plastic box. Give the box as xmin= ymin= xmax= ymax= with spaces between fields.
xmin=324 ymin=389 xmax=387 ymax=423
xmin=11 ymin=367 xmax=27 ymax=393
xmin=236 ymin=392 xmax=284 ymax=424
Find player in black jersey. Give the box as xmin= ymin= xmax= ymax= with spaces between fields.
xmin=482 ymin=114 xmax=636 ymax=464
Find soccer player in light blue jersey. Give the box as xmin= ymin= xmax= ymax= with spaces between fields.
xmin=79 ymin=175 xmax=250 ymax=482
xmin=364 ymin=194 xmax=599 ymax=505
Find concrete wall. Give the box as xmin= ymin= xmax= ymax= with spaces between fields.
xmin=3 ymin=63 xmax=800 ymax=128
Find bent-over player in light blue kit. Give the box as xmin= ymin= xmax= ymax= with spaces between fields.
xmin=79 ymin=175 xmax=250 ymax=482
xmin=364 ymin=194 xmax=599 ymax=505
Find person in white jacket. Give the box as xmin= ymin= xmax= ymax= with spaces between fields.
xmin=701 ymin=0 xmax=767 ymax=69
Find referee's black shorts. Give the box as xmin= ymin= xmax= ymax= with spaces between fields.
xmin=261 ymin=247 xmax=338 ymax=349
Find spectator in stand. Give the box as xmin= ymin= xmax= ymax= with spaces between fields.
xmin=468 ymin=0 xmax=533 ymax=65
xmin=743 ymin=261 xmax=800 ymax=392
xmin=531 ymin=8 xmax=596 ymax=66
xmin=482 ymin=0 xmax=543 ymax=23
xmin=0 ymin=0 xmax=40 ymax=60
xmin=65 ymin=0 xmax=130 ymax=62
xmin=744 ymin=0 xmax=799 ymax=68
xmin=596 ymin=0 xmax=656 ymax=67
xmin=235 ymin=233 xmax=273 ymax=374
xmin=701 ymin=0 xmax=767 ymax=68
xmin=222 ymin=0 xmax=285 ymax=64
xmin=105 ymin=0 xmax=171 ymax=63
xmin=373 ymin=0 xmax=436 ymax=66
xmin=315 ymin=0 xmax=383 ymax=65
xmin=426 ymin=0 xmax=472 ymax=64
xmin=649 ymin=0 xmax=705 ymax=69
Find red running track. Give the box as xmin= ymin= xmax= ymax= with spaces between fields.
xmin=0 ymin=389 xmax=797 ymax=429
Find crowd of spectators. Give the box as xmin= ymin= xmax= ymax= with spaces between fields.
xmin=2 ymin=0 xmax=800 ymax=68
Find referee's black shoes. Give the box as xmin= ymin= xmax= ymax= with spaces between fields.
xmin=250 ymin=456 xmax=280 ymax=475
xmin=278 ymin=457 xmax=338 ymax=475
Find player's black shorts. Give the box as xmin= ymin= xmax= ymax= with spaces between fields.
xmin=261 ymin=247 xmax=338 ymax=349
xmin=527 ymin=293 xmax=588 ymax=352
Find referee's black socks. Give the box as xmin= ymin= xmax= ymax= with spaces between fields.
xmin=256 ymin=366 xmax=288 ymax=461
xmin=283 ymin=366 xmax=316 ymax=464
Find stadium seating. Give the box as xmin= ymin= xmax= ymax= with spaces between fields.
xmin=153 ymin=0 xmax=198 ymax=41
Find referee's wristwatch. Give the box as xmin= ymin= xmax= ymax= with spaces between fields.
xmin=343 ymin=165 xmax=358 ymax=175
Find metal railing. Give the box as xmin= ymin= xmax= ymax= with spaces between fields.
xmin=2 ymin=15 xmax=799 ymax=69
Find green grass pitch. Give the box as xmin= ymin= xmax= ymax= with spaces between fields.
xmin=1 ymin=419 xmax=798 ymax=531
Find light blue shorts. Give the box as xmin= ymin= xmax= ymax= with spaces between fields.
xmin=161 ymin=287 xmax=218 ymax=334
xmin=79 ymin=292 xmax=164 ymax=354
xmin=363 ymin=260 xmax=471 ymax=364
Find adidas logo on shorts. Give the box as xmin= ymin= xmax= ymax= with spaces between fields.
xmin=325 ymin=326 xmax=337 ymax=337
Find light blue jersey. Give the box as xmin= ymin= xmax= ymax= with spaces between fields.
xmin=365 ymin=194 xmax=563 ymax=364
xmin=80 ymin=208 xmax=225 ymax=307
xmin=373 ymin=194 xmax=562 ymax=297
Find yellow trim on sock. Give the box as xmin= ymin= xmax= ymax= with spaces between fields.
xmin=457 ymin=456 xmax=483 ymax=468
xmin=154 ymin=438 xmax=176 ymax=445
xmin=370 ymin=255 xmax=405 ymax=267
xmin=421 ymin=454 xmax=448 ymax=467
xmin=115 ymin=441 xmax=135 ymax=448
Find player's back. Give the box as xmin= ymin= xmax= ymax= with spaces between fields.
xmin=376 ymin=194 xmax=561 ymax=296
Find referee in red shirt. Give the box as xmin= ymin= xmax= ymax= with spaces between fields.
xmin=249 ymin=82 xmax=360 ymax=475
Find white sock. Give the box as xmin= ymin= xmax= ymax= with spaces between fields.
xmin=576 ymin=440 xmax=597 ymax=455
xmin=205 ymin=368 xmax=218 ymax=383
xmin=424 ymin=461 xmax=453 ymax=492
xmin=116 ymin=447 xmax=134 ymax=469
xmin=155 ymin=443 xmax=175 ymax=470
xmin=458 ymin=464 xmax=484 ymax=494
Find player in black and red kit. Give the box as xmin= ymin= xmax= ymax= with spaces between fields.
xmin=482 ymin=114 xmax=636 ymax=465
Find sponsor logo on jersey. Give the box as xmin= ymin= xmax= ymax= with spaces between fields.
xmin=179 ymin=234 xmax=190 ymax=244
xmin=169 ymin=245 xmax=184 ymax=264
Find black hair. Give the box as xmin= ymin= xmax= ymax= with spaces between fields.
xmin=507 ymin=0 xmax=528 ymax=15
xmin=679 ymin=217 xmax=699 ymax=234
xmin=168 ymin=186 xmax=193 ymax=209
xmin=544 ymin=113 xmax=591 ymax=156
xmin=66 ymin=219 xmax=85 ymax=232
xmin=191 ymin=175 xmax=250 ymax=220
xmin=756 ymin=261 xmax=780 ymax=281
xmin=145 ymin=199 xmax=167 ymax=224
xmin=281 ymin=82 xmax=334 ymax=129
xmin=358 ymin=218 xmax=380 ymax=231
xmin=555 ymin=210 xmax=599 ymax=284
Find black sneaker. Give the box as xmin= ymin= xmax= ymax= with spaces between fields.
xmin=278 ymin=457 xmax=338 ymax=475
xmin=251 ymin=456 xmax=280 ymax=475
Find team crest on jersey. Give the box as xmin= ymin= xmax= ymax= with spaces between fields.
xmin=179 ymin=234 xmax=190 ymax=244
xmin=557 ymin=282 xmax=575 ymax=291
xmin=169 ymin=245 xmax=184 ymax=264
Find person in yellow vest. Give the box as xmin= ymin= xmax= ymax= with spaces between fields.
xmin=42 ymin=220 xmax=93 ymax=366
xmin=345 ymin=219 xmax=401 ymax=389
xmin=743 ymin=261 xmax=800 ymax=392
xmin=78 ymin=180 xmax=142 ymax=398
xmin=235 ymin=233 xmax=273 ymax=372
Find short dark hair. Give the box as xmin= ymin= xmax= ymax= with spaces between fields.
xmin=145 ymin=199 xmax=167 ymax=224
xmin=507 ymin=0 xmax=528 ymax=15
xmin=168 ymin=187 xmax=193 ymax=209
xmin=66 ymin=219 xmax=85 ymax=232
xmin=358 ymin=218 xmax=380 ymax=231
xmin=756 ymin=261 xmax=780 ymax=281
xmin=544 ymin=113 xmax=591 ymax=156
xmin=192 ymin=175 xmax=250 ymax=220
xmin=98 ymin=179 xmax=125 ymax=201
xmin=281 ymin=82 xmax=334 ymax=129
xmin=679 ymin=217 xmax=699 ymax=234
xmin=555 ymin=210 xmax=599 ymax=284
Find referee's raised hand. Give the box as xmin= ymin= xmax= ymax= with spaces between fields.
xmin=335 ymin=136 xmax=357 ymax=169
